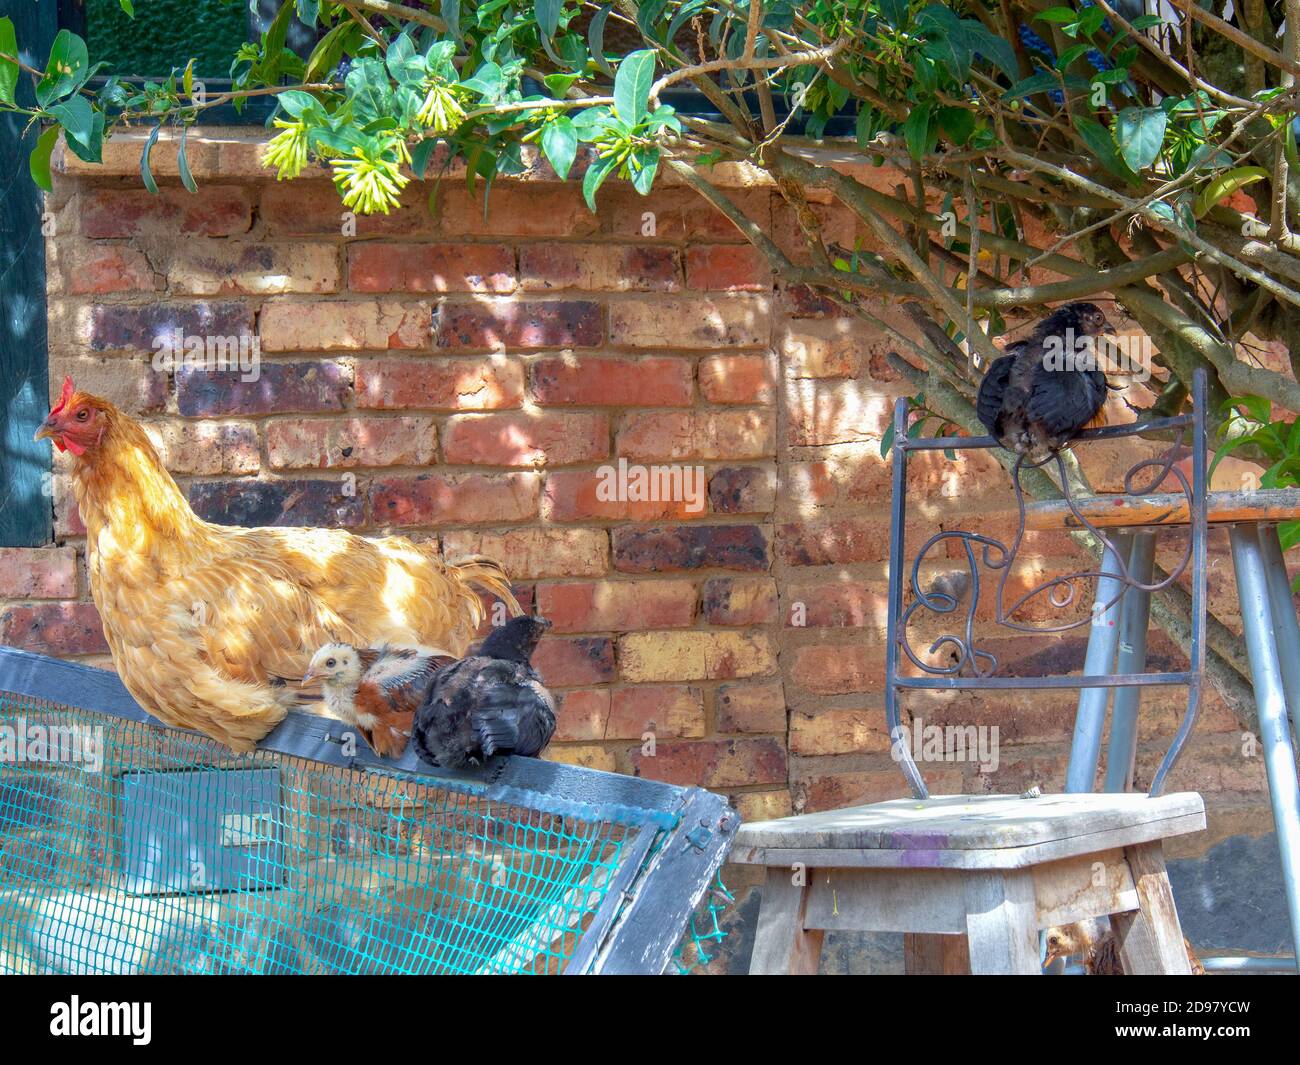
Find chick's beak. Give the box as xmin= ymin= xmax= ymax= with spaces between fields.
xmin=1101 ymin=322 xmax=1117 ymax=336
xmin=302 ymin=667 xmax=320 ymax=685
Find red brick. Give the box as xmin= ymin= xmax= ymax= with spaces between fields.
xmin=369 ymin=472 xmax=540 ymax=525
xmin=708 ymin=466 xmax=777 ymax=514
xmin=80 ymin=186 xmax=252 ymax=238
xmin=620 ymin=631 xmax=777 ymax=682
xmin=698 ymin=353 xmax=775 ymax=404
xmin=788 ymin=379 xmax=889 ymax=446
xmin=800 ymin=768 xmax=965 ymax=812
xmin=701 ymin=577 xmax=778 ymax=626
xmin=349 ymin=243 xmax=515 ymax=293
xmin=554 ymin=689 xmax=611 ymax=741
xmin=531 ymin=636 xmax=616 ymax=686
xmin=790 ymin=643 xmax=882 ymax=695
xmin=609 ymin=297 xmax=769 ymax=348
xmin=537 ymin=580 xmax=696 ymax=633
xmin=777 ymin=518 xmax=889 ymax=566
xmin=63 ymin=244 xmax=155 ymax=294
xmin=542 ymin=470 xmax=705 ymax=523
xmin=786 ymin=580 xmax=888 ymax=629
xmin=599 ymin=186 xmax=772 ymax=242
xmin=260 ymin=300 xmax=431 ymax=351
xmin=790 ymin=709 xmax=893 ymax=756
xmin=519 ymin=244 xmax=679 ymax=291
xmin=618 ymin=410 xmax=775 ymax=461
xmin=530 ymin=355 xmax=693 ymax=406
xmin=436 ymin=300 xmax=602 ymax=349
xmin=0 ymin=548 xmax=78 ymax=599
xmin=686 ymin=244 xmax=772 ymax=291
xmin=434 ymin=186 xmax=601 ymax=238
xmin=0 ymin=603 xmax=108 ymax=656
xmin=442 ymin=528 xmax=608 ymax=579
xmin=716 ymin=681 xmax=786 ymax=734
xmin=631 ymin=737 xmax=787 ymax=788
xmin=267 ymin=415 xmax=437 ymax=469
xmin=607 ymin=686 xmax=705 ymax=739
xmin=262 ymin=182 xmax=428 ymax=236
xmin=356 ymin=357 xmax=524 ymax=410
xmin=442 ymin=412 xmax=608 ymax=467
xmin=613 ymin=524 xmax=769 ymax=572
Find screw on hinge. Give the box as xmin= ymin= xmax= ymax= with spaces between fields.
xmin=683 ymin=825 xmax=712 ymax=851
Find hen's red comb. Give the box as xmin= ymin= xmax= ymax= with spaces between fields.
xmin=49 ymin=375 xmax=75 ymax=417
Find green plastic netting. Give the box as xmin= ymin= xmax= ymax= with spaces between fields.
xmin=0 ymin=692 xmax=640 ymax=975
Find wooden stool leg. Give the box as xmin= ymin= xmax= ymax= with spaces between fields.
xmin=1111 ymin=842 xmax=1192 ymax=974
xmin=904 ymin=933 xmax=971 ymax=974
xmin=963 ymin=870 xmax=1040 ymax=974
xmin=749 ymin=866 xmax=824 ymax=975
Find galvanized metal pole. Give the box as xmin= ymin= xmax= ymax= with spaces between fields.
xmin=1228 ymin=524 xmax=1300 ymax=970
xmin=1104 ymin=532 xmax=1156 ymax=792
xmin=1258 ymin=524 xmax=1300 ymax=749
xmin=1066 ymin=535 xmax=1131 ymax=792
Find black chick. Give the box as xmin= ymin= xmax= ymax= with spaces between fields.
xmin=976 ymin=302 xmax=1116 ymax=462
xmin=411 ymin=615 xmax=556 ymax=769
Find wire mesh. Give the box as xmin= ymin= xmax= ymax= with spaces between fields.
xmin=0 ymin=692 xmax=642 ymax=975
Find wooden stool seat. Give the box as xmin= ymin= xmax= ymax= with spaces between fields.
xmin=735 ymin=792 xmax=1206 ymax=974
xmin=1025 ymin=486 xmax=1300 ymax=530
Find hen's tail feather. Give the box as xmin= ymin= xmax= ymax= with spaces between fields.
xmin=450 ymin=555 xmax=522 ymax=617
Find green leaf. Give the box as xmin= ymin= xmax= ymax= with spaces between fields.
xmin=903 ymin=103 xmax=936 ymax=160
xmin=629 ymin=145 xmax=659 ymax=194
xmin=411 ymin=138 xmax=440 ymax=179
xmin=303 ymin=22 xmax=351 ymax=83
xmin=636 ymin=0 xmax=669 ymax=41
xmin=28 ymin=125 xmax=60 ymax=192
xmin=879 ymin=0 xmax=910 ymax=27
xmin=48 ymin=97 xmax=100 ymax=161
xmin=296 ymin=0 xmax=320 ymax=27
xmin=462 ymin=60 xmax=504 ymax=102
xmin=139 ymin=122 xmax=162 ymax=195
xmin=936 ymin=106 xmax=975 ymax=146
xmin=880 ymin=421 xmax=896 ymax=458
xmin=544 ymin=72 xmax=579 ymax=97
xmin=1194 ymin=166 xmax=1269 ymax=217
xmin=581 ymin=151 xmax=617 ymax=210
xmin=614 ymin=49 xmax=655 ymax=125
xmin=439 ymin=0 xmax=462 ymax=41
xmin=1036 ymin=7 xmax=1079 ymax=23
xmin=0 ymin=18 xmax=18 ymax=107
xmin=541 ymin=115 xmax=578 ymax=179
xmin=588 ymin=4 xmax=614 ymax=77
xmin=1130 ymin=14 xmax=1165 ymax=30
xmin=535 ymin=0 xmax=562 ymax=38
xmin=119 ymin=0 xmax=136 ymax=14
xmin=1004 ymin=71 xmax=1062 ymax=103
xmin=1114 ymin=106 xmax=1167 ymax=172
xmin=1074 ymin=114 xmax=1137 ymax=184
xmin=36 ymin=30 xmax=90 ymax=107
xmin=177 ymin=125 xmax=197 ymax=193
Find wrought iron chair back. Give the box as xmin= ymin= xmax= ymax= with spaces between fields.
xmin=884 ymin=368 xmax=1208 ymax=800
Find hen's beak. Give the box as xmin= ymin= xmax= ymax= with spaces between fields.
xmin=34 ymin=422 xmax=57 ymax=443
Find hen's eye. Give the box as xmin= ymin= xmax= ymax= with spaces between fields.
xmin=76 ymin=409 xmax=89 ymax=421
xmin=326 ymin=658 xmax=336 ymax=668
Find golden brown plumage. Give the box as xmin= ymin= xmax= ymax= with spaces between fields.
xmin=35 ymin=379 xmax=519 ymax=752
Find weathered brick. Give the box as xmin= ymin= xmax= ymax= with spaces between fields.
xmin=369 ymin=472 xmax=539 ymax=525
xmin=542 ymin=470 xmax=706 ymax=523
xmin=685 ymin=244 xmax=772 ymax=291
xmin=620 ymin=631 xmax=777 ymax=682
xmin=716 ymin=681 xmax=786 ymax=734
xmin=88 ymin=301 xmax=252 ymax=353
xmin=45 ymin=355 xmax=169 ymax=414
xmin=730 ymin=790 xmax=793 ymax=822
xmin=701 ymin=576 xmax=778 ymax=626
xmin=609 ymin=296 xmax=769 ymax=348
xmin=618 ymin=410 xmax=775 ymax=461
xmin=787 ymin=379 xmax=889 ymax=446
xmin=708 ymin=466 xmax=777 ymax=514
xmin=356 ymin=356 xmax=524 ymax=411
xmin=780 ymin=324 xmax=864 ymax=378
xmin=800 ymin=768 xmax=964 ymax=812
xmin=698 ymin=353 xmax=774 ymax=404
xmin=0 ymin=603 xmax=108 ymax=656
xmin=537 ymin=579 xmax=696 ymax=633
xmin=790 ymin=643 xmax=881 ymax=695
xmin=145 ymin=420 xmax=261 ymax=476
xmin=530 ymin=355 xmax=693 ymax=406
xmin=434 ymin=187 xmax=601 ymax=238
xmin=777 ymin=518 xmax=888 ymax=566
xmin=786 ymin=580 xmax=888 ymax=629
xmin=188 ymin=478 xmax=365 ymax=528
xmin=349 ymin=243 xmax=515 ymax=293
xmin=260 ymin=300 xmax=431 ymax=352
xmin=608 ymin=685 xmax=705 ymax=739
xmin=442 ymin=412 xmax=608 ymax=467
xmin=782 ymin=283 xmax=848 ymax=319
xmin=168 ymin=241 xmax=340 ymax=295
xmin=531 ymin=636 xmax=616 ymax=686
xmin=632 ymin=737 xmax=786 ymax=788
xmin=790 ymin=709 xmax=893 ymax=756
xmin=436 ymin=300 xmax=603 ymax=349
xmin=262 ymin=182 xmax=428 ymax=237
xmin=553 ymin=689 xmax=611 ymax=742
xmin=545 ymin=745 xmax=618 ymax=772
xmin=519 ymin=244 xmax=679 ymax=291
xmin=599 ymin=186 xmax=772 ymax=242
xmin=176 ymin=362 xmax=350 ymax=416
xmin=0 ymin=548 xmax=78 ymax=599
xmin=267 ymin=415 xmax=437 ymax=469
xmin=785 ymin=460 xmax=839 ymax=507
xmin=63 ymin=244 xmax=155 ymax=294
xmin=442 ymin=528 xmax=608 ymax=579
xmin=81 ymin=186 xmax=252 ymax=238
xmin=613 ymin=524 xmax=769 ymax=572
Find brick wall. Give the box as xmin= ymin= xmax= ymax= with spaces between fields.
xmin=1 ymin=133 xmax=1285 ymax=965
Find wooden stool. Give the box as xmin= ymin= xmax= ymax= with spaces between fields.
xmin=1026 ymin=487 xmax=1300 ymax=967
xmin=734 ymin=792 xmax=1205 ymax=974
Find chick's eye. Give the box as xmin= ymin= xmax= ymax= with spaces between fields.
xmin=326 ymin=658 xmax=336 ymax=668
